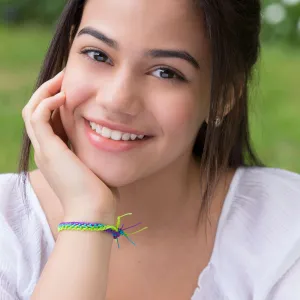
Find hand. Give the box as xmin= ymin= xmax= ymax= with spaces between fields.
xmin=22 ymin=70 xmax=116 ymax=224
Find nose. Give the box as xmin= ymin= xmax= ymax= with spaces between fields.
xmin=96 ymin=68 xmax=143 ymax=117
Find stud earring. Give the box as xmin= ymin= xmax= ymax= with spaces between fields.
xmin=214 ymin=117 xmax=222 ymax=127
xmin=205 ymin=117 xmax=222 ymax=127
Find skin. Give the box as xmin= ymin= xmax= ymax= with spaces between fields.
xmin=29 ymin=0 xmax=236 ymax=298
xmin=60 ymin=0 xmax=212 ymax=232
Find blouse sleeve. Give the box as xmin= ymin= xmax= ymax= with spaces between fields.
xmin=0 ymin=214 xmax=19 ymax=300
xmin=267 ymin=255 xmax=300 ymax=299
xmin=0 ymin=273 xmax=18 ymax=300
xmin=0 ymin=173 xmax=55 ymax=300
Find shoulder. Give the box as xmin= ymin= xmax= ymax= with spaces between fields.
xmin=239 ymin=166 xmax=300 ymax=192
xmin=0 ymin=173 xmax=53 ymax=298
xmin=234 ymin=166 xmax=300 ymax=213
xmin=225 ymin=166 xmax=300 ymax=230
xmin=0 ymin=173 xmax=19 ymax=199
xmin=0 ymin=173 xmax=26 ymax=298
xmin=235 ymin=166 xmax=300 ymax=222
xmin=0 ymin=172 xmax=53 ymax=247
xmin=0 ymin=173 xmax=29 ymax=218
xmin=230 ymin=166 xmax=300 ymax=233
xmin=216 ymin=167 xmax=300 ymax=296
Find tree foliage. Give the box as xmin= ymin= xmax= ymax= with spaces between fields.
xmin=262 ymin=0 xmax=300 ymax=44
xmin=0 ymin=0 xmax=65 ymax=25
xmin=1 ymin=0 xmax=299 ymax=44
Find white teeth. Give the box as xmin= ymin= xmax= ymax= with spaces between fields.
xmin=101 ymin=127 xmax=112 ymax=138
xmin=96 ymin=125 xmax=102 ymax=134
xmin=130 ymin=134 xmax=137 ymax=141
xmin=111 ymin=130 xmax=122 ymax=141
xmin=121 ymin=133 xmax=131 ymax=141
xmin=89 ymin=121 xmax=146 ymax=141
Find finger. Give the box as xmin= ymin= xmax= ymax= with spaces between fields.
xmin=26 ymin=70 xmax=65 ymax=114
xmin=31 ymin=91 xmax=67 ymax=155
xmin=33 ymin=70 xmax=65 ymax=103
xmin=23 ymin=107 xmax=40 ymax=153
xmin=22 ymin=71 xmax=65 ymax=152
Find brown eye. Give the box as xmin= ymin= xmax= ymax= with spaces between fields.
xmin=152 ymin=67 xmax=185 ymax=81
xmin=81 ymin=49 xmax=113 ymax=65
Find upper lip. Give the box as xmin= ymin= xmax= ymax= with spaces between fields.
xmin=85 ymin=118 xmax=151 ymax=136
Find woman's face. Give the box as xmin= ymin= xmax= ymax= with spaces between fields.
xmin=60 ymin=0 xmax=211 ymax=187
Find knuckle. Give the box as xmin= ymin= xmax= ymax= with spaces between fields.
xmin=22 ymin=107 xmax=28 ymax=119
xmin=40 ymin=80 xmax=50 ymax=90
xmin=41 ymin=81 xmax=52 ymax=93
xmin=33 ymin=82 xmax=49 ymax=98
xmin=32 ymin=87 xmax=42 ymax=98
xmin=30 ymin=111 xmax=40 ymax=125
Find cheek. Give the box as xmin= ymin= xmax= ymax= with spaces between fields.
xmin=61 ymin=69 xmax=94 ymax=111
xmin=59 ymin=67 xmax=96 ymax=138
xmin=153 ymin=92 xmax=206 ymax=139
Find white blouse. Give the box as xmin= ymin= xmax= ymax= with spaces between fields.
xmin=0 ymin=167 xmax=300 ymax=299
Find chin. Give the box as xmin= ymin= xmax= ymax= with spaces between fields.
xmin=75 ymin=149 xmax=143 ymax=188
xmin=93 ymin=170 xmax=137 ymax=188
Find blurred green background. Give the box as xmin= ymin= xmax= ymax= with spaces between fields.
xmin=0 ymin=1 xmax=299 ymax=174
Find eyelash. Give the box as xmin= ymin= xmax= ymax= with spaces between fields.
xmin=79 ymin=48 xmax=187 ymax=82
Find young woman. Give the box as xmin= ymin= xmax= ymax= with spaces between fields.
xmin=1 ymin=0 xmax=299 ymax=299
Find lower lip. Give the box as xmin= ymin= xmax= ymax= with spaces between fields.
xmin=84 ymin=120 xmax=151 ymax=153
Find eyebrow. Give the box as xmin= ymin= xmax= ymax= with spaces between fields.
xmin=77 ymin=27 xmax=200 ymax=70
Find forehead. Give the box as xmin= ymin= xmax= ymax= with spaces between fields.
xmin=79 ymin=0 xmax=209 ymax=60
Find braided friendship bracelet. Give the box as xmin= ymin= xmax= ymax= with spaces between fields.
xmin=58 ymin=213 xmax=148 ymax=248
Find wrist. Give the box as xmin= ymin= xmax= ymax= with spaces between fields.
xmin=63 ymin=209 xmax=116 ymax=225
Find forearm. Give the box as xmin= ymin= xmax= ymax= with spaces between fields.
xmin=31 ymin=214 xmax=115 ymax=300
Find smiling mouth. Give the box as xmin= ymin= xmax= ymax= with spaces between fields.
xmin=87 ymin=120 xmax=151 ymax=141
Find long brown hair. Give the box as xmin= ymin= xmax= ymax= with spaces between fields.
xmin=18 ymin=0 xmax=263 ymax=221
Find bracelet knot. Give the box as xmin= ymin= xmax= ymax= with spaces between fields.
xmin=58 ymin=213 xmax=148 ymax=248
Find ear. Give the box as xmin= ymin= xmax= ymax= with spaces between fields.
xmin=222 ymin=95 xmax=235 ymax=118
xmin=205 ymin=96 xmax=234 ymax=124
xmin=222 ymin=80 xmax=244 ymax=117
xmin=205 ymin=82 xmax=243 ymax=123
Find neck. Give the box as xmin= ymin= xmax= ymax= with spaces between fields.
xmin=116 ymin=154 xmax=204 ymax=240
xmin=30 ymin=154 xmax=231 ymax=244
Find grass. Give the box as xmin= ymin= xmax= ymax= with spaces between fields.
xmin=250 ymin=45 xmax=300 ymax=172
xmin=0 ymin=25 xmax=51 ymax=172
xmin=0 ymin=25 xmax=299 ymax=174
